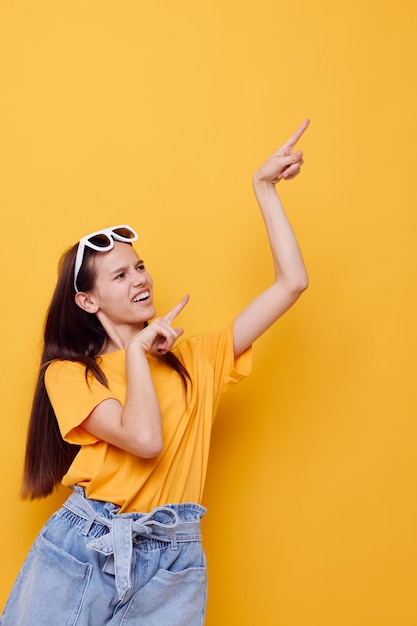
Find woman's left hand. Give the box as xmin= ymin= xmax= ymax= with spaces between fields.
xmin=254 ymin=119 xmax=309 ymax=185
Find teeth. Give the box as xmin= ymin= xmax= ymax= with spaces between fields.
xmin=132 ymin=291 xmax=149 ymax=303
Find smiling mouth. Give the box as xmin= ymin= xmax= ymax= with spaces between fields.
xmin=132 ymin=291 xmax=150 ymax=303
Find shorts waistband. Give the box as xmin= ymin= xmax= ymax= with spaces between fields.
xmin=62 ymin=488 xmax=205 ymax=602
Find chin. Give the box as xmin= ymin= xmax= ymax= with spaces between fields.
xmin=144 ymin=304 xmax=156 ymax=320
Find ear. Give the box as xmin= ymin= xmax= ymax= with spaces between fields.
xmin=74 ymin=292 xmax=99 ymax=314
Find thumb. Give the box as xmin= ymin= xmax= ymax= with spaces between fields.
xmin=291 ymin=149 xmax=303 ymax=162
xmin=277 ymin=149 xmax=303 ymax=167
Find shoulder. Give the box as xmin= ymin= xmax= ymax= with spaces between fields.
xmin=45 ymin=359 xmax=86 ymax=383
xmin=44 ymin=359 xmax=101 ymax=397
xmin=174 ymin=321 xmax=251 ymax=387
xmin=176 ymin=323 xmax=234 ymax=354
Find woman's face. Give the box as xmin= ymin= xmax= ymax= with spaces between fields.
xmin=88 ymin=241 xmax=155 ymax=329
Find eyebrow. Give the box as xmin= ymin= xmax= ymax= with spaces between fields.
xmin=108 ymin=259 xmax=144 ymax=277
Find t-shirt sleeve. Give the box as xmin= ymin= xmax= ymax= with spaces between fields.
xmin=44 ymin=360 xmax=117 ymax=445
xmin=178 ymin=321 xmax=252 ymax=395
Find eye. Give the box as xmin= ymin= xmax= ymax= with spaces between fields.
xmin=115 ymin=272 xmax=125 ymax=280
xmin=136 ymin=263 xmax=145 ymax=271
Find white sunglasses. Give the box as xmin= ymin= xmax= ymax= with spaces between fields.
xmin=74 ymin=225 xmax=138 ymax=292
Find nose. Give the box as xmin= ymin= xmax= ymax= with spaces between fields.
xmin=132 ymin=272 xmax=145 ymax=287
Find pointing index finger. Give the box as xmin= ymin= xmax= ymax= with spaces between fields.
xmin=282 ymin=118 xmax=310 ymax=151
xmin=163 ymin=294 xmax=190 ymax=324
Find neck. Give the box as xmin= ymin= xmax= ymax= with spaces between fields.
xmin=97 ymin=315 xmax=146 ymax=353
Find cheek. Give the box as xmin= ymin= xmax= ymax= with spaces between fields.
xmin=93 ymin=284 xmax=122 ymax=309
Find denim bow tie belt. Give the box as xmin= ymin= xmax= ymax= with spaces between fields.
xmin=63 ymin=491 xmax=202 ymax=602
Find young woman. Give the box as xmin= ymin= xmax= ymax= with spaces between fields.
xmin=1 ymin=120 xmax=309 ymax=626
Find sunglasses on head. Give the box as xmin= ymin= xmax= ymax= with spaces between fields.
xmin=74 ymin=225 xmax=138 ymax=292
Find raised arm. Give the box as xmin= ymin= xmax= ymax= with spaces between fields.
xmin=233 ymin=120 xmax=310 ymax=357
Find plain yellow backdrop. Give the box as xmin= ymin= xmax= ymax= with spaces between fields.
xmin=1 ymin=1 xmax=416 ymax=624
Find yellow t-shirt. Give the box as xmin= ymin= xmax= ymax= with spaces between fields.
xmin=45 ymin=323 xmax=251 ymax=512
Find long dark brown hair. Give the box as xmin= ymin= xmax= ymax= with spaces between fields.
xmin=21 ymin=242 xmax=190 ymax=499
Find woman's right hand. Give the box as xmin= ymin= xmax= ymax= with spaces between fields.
xmin=132 ymin=294 xmax=190 ymax=355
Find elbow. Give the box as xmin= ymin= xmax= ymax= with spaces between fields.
xmin=138 ymin=437 xmax=164 ymax=459
xmin=141 ymin=445 xmax=164 ymax=459
xmin=296 ymin=274 xmax=309 ymax=295
xmin=286 ymin=272 xmax=309 ymax=299
xmin=130 ymin=432 xmax=164 ymax=458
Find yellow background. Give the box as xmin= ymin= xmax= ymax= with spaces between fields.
xmin=1 ymin=1 xmax=416 ymax=624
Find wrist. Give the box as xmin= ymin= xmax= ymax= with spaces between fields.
xmin=252 ymin=175 xmax=279 ymax=202
xmin=252 ymin=171 xmax=277 ymax=189
xmin=126 ymin=340 xmax=148 ymax=360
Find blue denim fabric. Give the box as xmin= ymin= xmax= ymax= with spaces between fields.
xmin=1 ymin=487 xmax=207 ymax=625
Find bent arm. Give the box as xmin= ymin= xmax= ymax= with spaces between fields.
xmin=81 ymin=296 xmax=189 ymax=457
xmin=233 ymin=120 xmax=309 ymax=357
xmin=81 ymin=346 xmax=164 ymax=458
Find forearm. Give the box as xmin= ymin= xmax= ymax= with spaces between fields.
xmin=121 ymin=345 xmax=163 ymax=456
xmin=252 ymin=175 xmax=308 ymax=293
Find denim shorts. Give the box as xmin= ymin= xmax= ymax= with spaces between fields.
xmin=1 ymin=487 xmax=207 ymax=625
